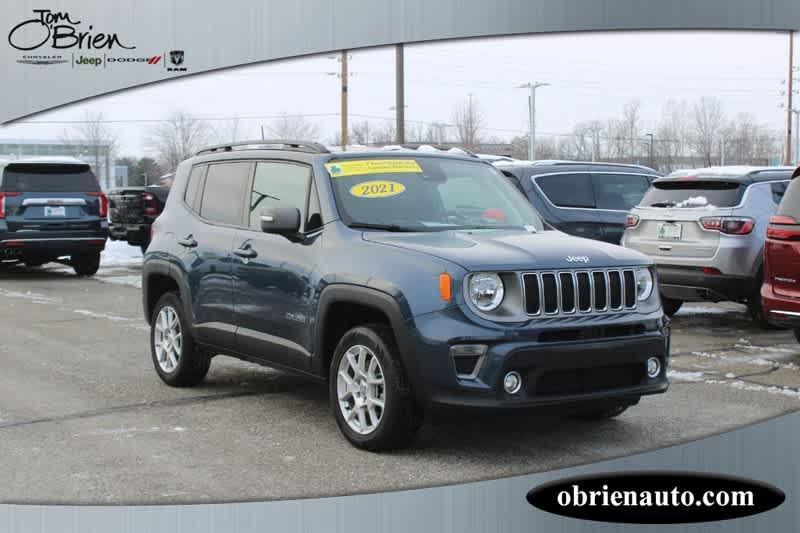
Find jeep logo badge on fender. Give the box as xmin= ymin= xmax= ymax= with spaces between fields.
xmin=526 ymin=472 xmax=785 ymax=524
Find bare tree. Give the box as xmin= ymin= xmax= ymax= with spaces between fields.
xmin=214 ymin=118 xmax=248 ymax=144
xmin=146 ymin=111 xmax=212 ymax=172
xmin=424 ymin=122 xmax=449 ymax=145
xmin=351 ymin=120 xmax=374 ymax=145
xmin=372 ymin=120 xmax=396 ymax=145
xmin=622 ymin=100 xmax=642 ymax=158
xmin=268 ymin=114 xmax=320 ymax=140
xmin=452 ymin=96 xmax=484 ymax=151
xmin=691 ymin=97 xmax=726 ymax=166
xmin=62 ymin=110 xmax=118 ymax=186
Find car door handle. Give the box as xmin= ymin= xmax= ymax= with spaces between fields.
xmin=178 ymin=236 xmax=197 ymax=248
xmin=233 ymin=246 xmax=257 ymax=259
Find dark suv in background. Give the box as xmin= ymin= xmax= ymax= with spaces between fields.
xmin=142 ymin=141 xmax=669 ymax=451
xmin=0 ymin=157 xmax=108 ymax=275
xmin=494 ymin=161 xmax=660 ymax=244
xmin=108 ymin=184 xmax=170 ymax=252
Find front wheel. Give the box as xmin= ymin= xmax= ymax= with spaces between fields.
xmin=72 ymin=251 xmax=101 ymax=276
xmin=150 ymin=292 xmax=210 ymax=387
xmin=661 ymin=296 xmax=683 ymax=317
xmin=329 ymin=324 xmax=421 ymax=451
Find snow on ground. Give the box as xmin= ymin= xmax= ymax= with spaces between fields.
xmin=667 ymin=370 xmax=706 ymax=382
xmin=101 ymin=240 xmax=142 ymax=268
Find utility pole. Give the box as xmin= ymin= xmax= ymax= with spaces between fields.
xmin=395 ymin=44 xmax=405 ymax=145
xmin=517 ymin=82 xmax=549 ymax=160
xmin=786 ymin=32 xmax=794 ymax=165
xmin=341 ymin=50 xmax=349 ymax=150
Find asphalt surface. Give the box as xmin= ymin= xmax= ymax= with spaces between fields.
xmin=1 ymin=255 xmax=800 ymax=504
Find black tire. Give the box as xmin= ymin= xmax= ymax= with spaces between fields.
xmin=150 ymin=292 xmax=210 ymax=387
xmin=794 ymin=329 xmax=800 ymax=344
xmin=747 ymin=292 xmax=782 ymax=330
xmin=24 ymin=259 xmax=47 ymax=268
xmin=329 ymin=324 xmax=421 ymax=451
xmin=72 ymin=251 xmax=101 ymax=276
xmin=661 ymin=295 xmax=683 ymax=317
xmin=570 ymin=400 xmax=633 ymax=420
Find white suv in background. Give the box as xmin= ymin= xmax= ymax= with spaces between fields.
xmin=622 ymin=166 xmax=794 ymax=326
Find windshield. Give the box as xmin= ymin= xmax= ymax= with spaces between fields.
xmin=639 ymin=180 xmax=744 ymax=208
xmin=326 ymin=157 xmax=544 ymax=232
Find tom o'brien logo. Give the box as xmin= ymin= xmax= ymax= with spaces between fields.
xmin=8 ymin=9 xmax=135 ymax=65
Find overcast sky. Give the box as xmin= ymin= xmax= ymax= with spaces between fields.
xmin=0 ymin=30 xmax=796 ymax=157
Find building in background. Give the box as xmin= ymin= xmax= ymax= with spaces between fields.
xmin=0 ymin=139 xmax=115 ymax=190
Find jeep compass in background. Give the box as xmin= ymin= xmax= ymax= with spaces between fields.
xmin=142 ymin=141 xmax=669 ymax=451
xmin=622 ymin=166 xmax=794 ymax=324
xmin=0 ymin=157 xmax=108 ymax=275
xmin=762 ymin=166 xmax=800 ymax=338
xmin=495 ymin=161 xmax=660 ymax=244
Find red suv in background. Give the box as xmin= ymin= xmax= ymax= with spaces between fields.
xmin=762 ymin=166 xmax=800 ymax=339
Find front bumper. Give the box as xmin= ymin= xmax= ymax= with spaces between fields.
xmin=656 ymin=265 xmax=758 ymax=302
xmin=403 ymin=306 xmax=670 ymax=411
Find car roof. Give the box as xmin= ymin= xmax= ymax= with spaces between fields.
xmin=190 ymin=140 xmax=485 ymax=165
xmin=657 ymin=166 xmax=796 ymax=184
xmin=494 ymin=159 xmax=660 ymax=176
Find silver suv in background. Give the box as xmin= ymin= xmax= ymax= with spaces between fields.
xmin=622 ymin=166 xmax=795 ymax=326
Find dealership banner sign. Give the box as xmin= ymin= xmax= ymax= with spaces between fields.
xmin=2 ymin=0 xmax=800 ymax=122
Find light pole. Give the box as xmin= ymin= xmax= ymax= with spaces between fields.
xmin=645 ymin=133 xmax=654 ymax=168
xmin=517 ymin=82 xmax=549 ymax=160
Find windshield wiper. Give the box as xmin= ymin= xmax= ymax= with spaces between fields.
xmin=650 ymin=202 xmax=676 ymax=208
xmin=347 ymin=222 xmax=418 ymax=232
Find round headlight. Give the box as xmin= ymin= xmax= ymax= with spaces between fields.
xmin=636 ymin=268 xmax=654 ymax=301
xmin=469 ymin=273 xmax=505 ymax=312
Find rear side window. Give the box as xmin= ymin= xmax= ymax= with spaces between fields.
xmin=536 ymin=174 xmax=594 ymax=208
xmin=771 ymin=181 xmax=789 ymax=205
xmin=777 ymin=179 xmax=800 ymax=219
xmin=200 ymin=162 xmax=251 ymax=225
xmin=184 ymin=165 xmax=207 ymax=213
xmin=2 ymin=164 xmax=100 ymax=192
xmin=640 ymin=180 xmax=745 ymax=208
xmin=592 ymin=174 xmax=652 ymax=211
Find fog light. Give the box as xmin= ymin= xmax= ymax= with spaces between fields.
xmin=503 ymin=371 xmax=522 ymax=394
xmin=647 ymin=357 xmax=662 ymax=378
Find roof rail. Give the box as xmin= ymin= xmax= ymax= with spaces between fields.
xmin=195 ymin=140 xmax=330 ymax=156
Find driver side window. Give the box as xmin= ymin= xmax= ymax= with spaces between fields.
xmin=248 ymin=162 xmax=311 ymax=230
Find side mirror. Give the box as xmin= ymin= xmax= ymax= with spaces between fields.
xmin=260 ymin=207 xmax=301 ymax=235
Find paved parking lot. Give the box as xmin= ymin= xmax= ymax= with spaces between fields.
xmin=1 ymin=244 xmax=800 ymax=504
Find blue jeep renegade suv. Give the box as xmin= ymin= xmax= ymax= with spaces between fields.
xmin=142 ymin=141 xmax=670 ymax=450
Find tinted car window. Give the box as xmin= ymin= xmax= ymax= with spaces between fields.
xmin=771 ymin=181 xmax=789 ymax=205
xmin=200 ymin=162 xmax=250 ymax=225
xmin=535 ymin=173 xmax=594 ymax=208
xmin=777 ymin=178 xmax=800 ymax=219
xmin=640 ymin=180 xmax=745 ymax=208
xmin=592 ymin=174 xmax=651 ymax=210
xmin=2 ymin=164 xmax=100 ymax=192
xmin=184 ymin=165 xmax=207 ymax=212
xmin=248 ymin=162 xmax=311 ymax=230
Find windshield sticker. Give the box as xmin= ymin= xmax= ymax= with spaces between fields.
xmin=326 ymin=159 xmax=422 ymax=178
xmin=349 ymin=180 xmax=406 ymax=199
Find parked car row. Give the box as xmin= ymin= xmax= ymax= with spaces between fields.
xmin=492 ymin=158 xmax=799 ymax=328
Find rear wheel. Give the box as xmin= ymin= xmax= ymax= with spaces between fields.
xmin=150 ymin=292 xmax=210 ymax=387
xmin=72 ymin=251 xmax=100 ymax=276
xmin=329 ymin=324 xmax=421 ymax=451
xmin=794 ymin=329 xmax=800 ymax=344
xmin=661 ymin=295 xmax=683 ymax=317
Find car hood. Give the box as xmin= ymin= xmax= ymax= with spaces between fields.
xmin=363 ymin=229 xmax=651 ymax=271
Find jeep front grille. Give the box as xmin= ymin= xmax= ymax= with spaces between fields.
xmin=522 ymin=269 xmax=637 ymax=316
